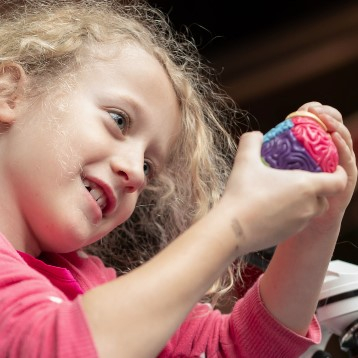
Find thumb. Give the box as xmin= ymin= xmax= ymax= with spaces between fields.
xmin=236 ymin=131 xmax=264 ymax=162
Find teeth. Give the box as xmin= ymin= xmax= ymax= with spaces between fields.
xmin=96 ymin=196 xmax=107 ymax=210
xmin=90 ymin=188 xmax=102 ymax=201
xmin=83 ymin=179 xmax=91 ymax=190
xmin=83 ymin=178 xmax=107 ymax=211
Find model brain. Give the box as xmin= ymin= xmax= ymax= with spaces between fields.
xmin=261 ymin=111 xmax=339 ymax=173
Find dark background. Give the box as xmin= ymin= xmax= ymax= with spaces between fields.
xmin=149 ymin=0 xmax=358 ymax=266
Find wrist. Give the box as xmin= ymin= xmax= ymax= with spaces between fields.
xmin=206 ymin=202 xmax=247 ymax=257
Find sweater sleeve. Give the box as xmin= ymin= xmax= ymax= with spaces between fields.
xmin=0 ymin=235 xmax=99 ymax=357
xmin=160 ymin=276 xmax=321 ymax=358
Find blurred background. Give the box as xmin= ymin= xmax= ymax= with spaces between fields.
xmin=149 ymin=0 xmax=358 ymax=267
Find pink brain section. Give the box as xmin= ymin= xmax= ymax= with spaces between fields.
xmin=291 ymin=116 xmax=339 ymax=173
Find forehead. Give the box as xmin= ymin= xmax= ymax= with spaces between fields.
xmin=80 ymin=42 xmax=179 ymax=102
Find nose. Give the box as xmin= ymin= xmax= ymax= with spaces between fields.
xmin=110 ymin=151 xmax=146 ymax=193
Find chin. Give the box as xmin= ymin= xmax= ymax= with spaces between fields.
xmin=38 ymin=225 xmax=97 ymax=254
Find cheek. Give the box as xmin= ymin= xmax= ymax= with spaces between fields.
xmin=111 ymin=195 xmax=138 ymax=229
xmin=43 ymin=120 xmax=86 ymax=177
xmin=22 ymin=116 xmax=82 ymax=176
xmin=54 ymin=143 xmax=83 ymax=178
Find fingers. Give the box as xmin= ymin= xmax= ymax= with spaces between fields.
xmin=311 ymin=166 xmax=347 ymax=197
xmin=297 ymin=101 xmax=342 ymax=120
xmin=331 ymin=132 xmax=357 ymax=183
xmin=297 ymin=101 xmax=354 ymax=155
xmin=324 ymin=118 xmax=354 ymax=155
xmin=297 ymin=101 xmax=323 ymax=113
xmin=332 ymin=130 xmax=355 ymax=164
xmin=310 ymin=105 xmax=343 ymax=123
xmin=297 ymin=101 xmax=343 ymax=124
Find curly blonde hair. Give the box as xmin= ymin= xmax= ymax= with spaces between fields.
xmin=0 ymin=0 xmax=249 ymax=303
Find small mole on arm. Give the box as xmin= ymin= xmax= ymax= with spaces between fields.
xmin=231 ymin=219 xmax=244 ymax=248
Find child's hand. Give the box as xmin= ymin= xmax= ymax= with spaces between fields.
xmin=293 ymin=102 xmax=357 ymax=237
xmin=219 ymin=104 xmax=351 ymax=255
xmin=256 ymin=103 xmax=357 ymax=336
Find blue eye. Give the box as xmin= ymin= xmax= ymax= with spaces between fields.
xmin=143 ymin=161 xmax=151 ymax=177
xmin=109 ymin=111 xmax=129 ymax=132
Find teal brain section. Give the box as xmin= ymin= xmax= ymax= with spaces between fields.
xmin=263 ymin=119 xmax=294 ymax=143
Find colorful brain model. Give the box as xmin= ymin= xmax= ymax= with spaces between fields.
xmin=261 ymin=111 xmax=339 ymax=173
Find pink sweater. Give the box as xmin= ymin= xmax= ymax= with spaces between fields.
xmin=0 ymin=233 xmax=320 ymax=357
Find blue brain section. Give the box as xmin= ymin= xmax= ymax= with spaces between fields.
xmin=263 ymin=119 xmax=294 ymax=143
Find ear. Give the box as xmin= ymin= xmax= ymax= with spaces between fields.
xmin=0 ymin=63 xmax=26 ymax=124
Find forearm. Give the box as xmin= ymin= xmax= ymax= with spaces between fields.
xmin=82 ymin=204 xmax=241 ymax=358
xmin=259 ymin=222 xmax=341 ymax=336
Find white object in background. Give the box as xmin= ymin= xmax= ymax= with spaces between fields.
xmin=300 ymin=260 xmax=358 ymax=357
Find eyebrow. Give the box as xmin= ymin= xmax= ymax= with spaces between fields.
xmin=116 ymin=94 xmax=141 ymax=119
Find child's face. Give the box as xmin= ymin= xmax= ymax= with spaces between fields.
xmin=2 ymin=44 xmax=180 ymax=255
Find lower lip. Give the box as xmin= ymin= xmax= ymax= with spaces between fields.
xmin=84 ymin=187 xmax=103 ymax=224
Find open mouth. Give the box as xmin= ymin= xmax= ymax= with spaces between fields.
xmin=83 ymin=178 xmax=107 ymax=212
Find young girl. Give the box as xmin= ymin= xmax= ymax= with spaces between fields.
xmin=0 ymin=1 xmax=356 ymax=357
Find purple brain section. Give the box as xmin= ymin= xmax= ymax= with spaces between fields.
xmin=261 ymin=130 xmax=322 ymax=172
